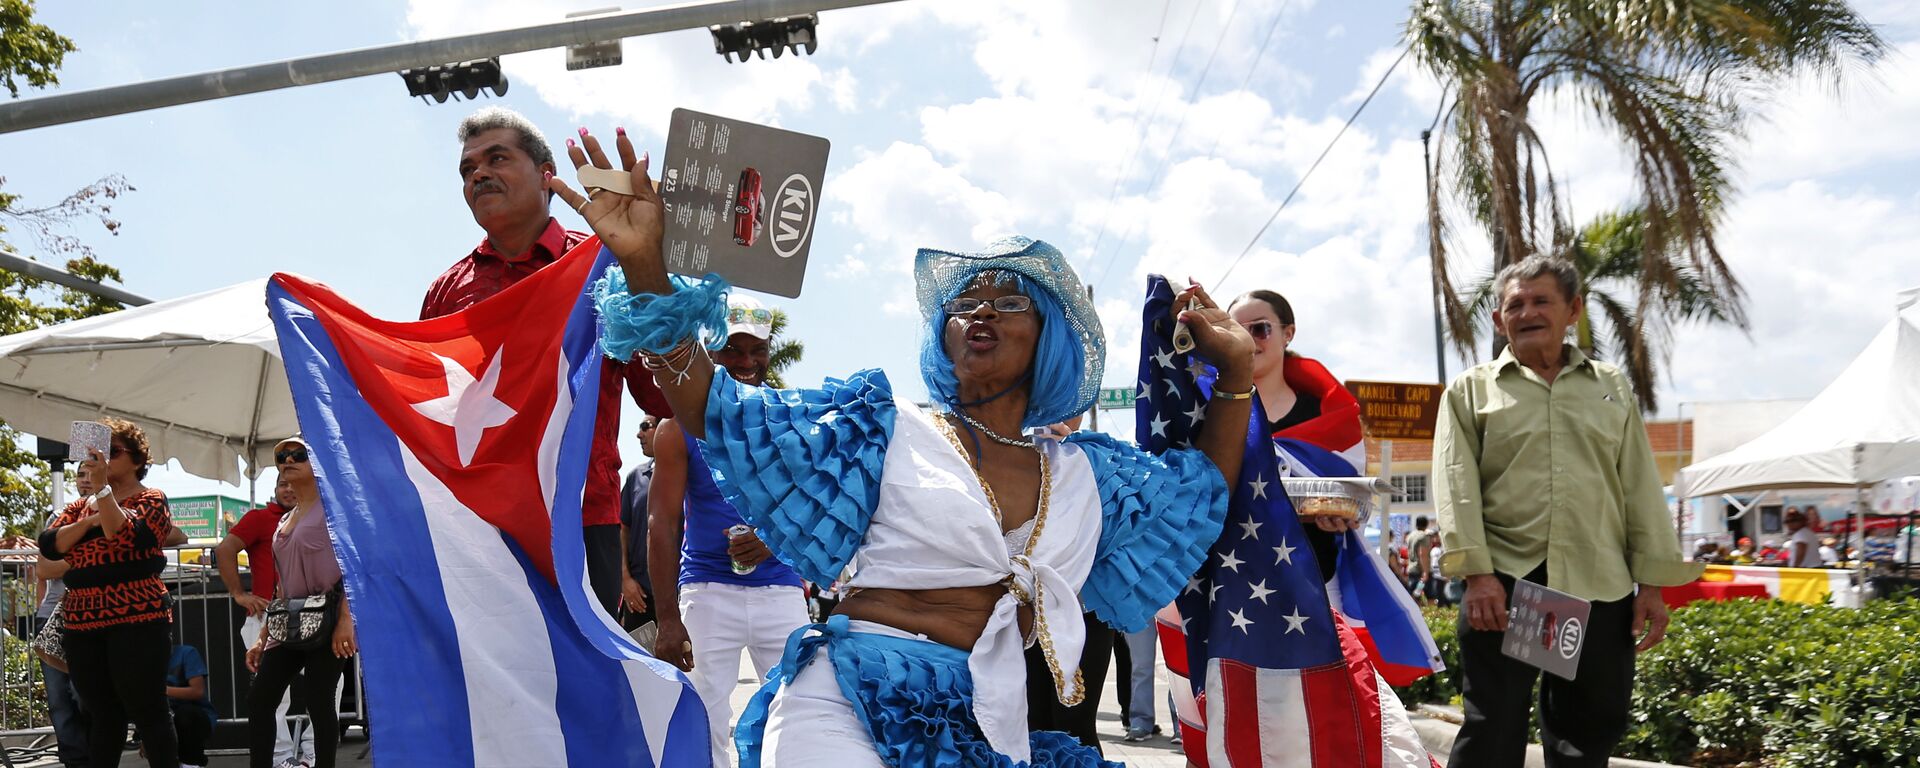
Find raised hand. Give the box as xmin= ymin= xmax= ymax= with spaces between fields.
xmin=546 ymin=127 xmax=673 ymax=296
xmin=1173 ymin=279 xmax=1255 ymax=388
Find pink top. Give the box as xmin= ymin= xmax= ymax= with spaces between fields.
xmin=273 ymin=502 xmax=342 ymax=600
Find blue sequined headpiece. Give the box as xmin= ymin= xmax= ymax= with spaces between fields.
xmin=914 ymin=235 xmax=1106 ymax=424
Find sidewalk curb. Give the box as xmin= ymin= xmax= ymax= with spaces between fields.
xmin=1412 ymin=705 xmax=1686 ymax=768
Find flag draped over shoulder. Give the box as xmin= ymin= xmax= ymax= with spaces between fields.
xmin=1136 ymin=275 xmax=1432 ymax=767
xmin=266 ymin=239 xmax=708 ymax=768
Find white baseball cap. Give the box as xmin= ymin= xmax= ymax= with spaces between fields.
xmin=726 ymin=294 xmax=774 ymax=340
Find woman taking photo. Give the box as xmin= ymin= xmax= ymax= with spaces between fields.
xmin=552 ymin=128 xmax=1252 ymax=766
xmin=246 ymin=437 xmax=355 ymax=768
xmin=37 ymin=418 xmax=178 ymax=768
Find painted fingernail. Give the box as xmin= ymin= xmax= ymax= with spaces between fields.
xmin=578 ymin=126 xmax=588 ymax=137
xmin=616 ymin=126 xmax=627 ymax=136
xmin=640 ymin=150 xmax=649 ymax=164
xmin=566 ymin=138 xmax=576 ymax=148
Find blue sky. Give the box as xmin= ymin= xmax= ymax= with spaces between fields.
xmin=6 ymin=0 xmax=1919 ymax=500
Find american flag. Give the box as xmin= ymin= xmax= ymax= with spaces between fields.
xmin=1136 ymin=275 xmax=1433 ymax=767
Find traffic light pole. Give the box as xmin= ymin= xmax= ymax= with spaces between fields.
xmin=0 ymin=0 xmax=906 ymax=135
xmin=0 ymin=247 xmax=152 ymax=306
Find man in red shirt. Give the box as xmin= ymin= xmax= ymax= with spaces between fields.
xmin=422 ymin=106 xmax=669 ymax=615
xmin=216 ymin=478 xmax=302 ymax=766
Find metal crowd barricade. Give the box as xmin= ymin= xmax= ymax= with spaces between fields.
xmin=0 ymin=545 xmax=367 ymax=760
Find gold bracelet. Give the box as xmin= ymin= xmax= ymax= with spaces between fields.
xmin=1211 ymin=385 xmax=1254 ymax=400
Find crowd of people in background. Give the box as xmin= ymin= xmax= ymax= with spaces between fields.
xmin=1691 ymin=505 xmax=1851 ymax=567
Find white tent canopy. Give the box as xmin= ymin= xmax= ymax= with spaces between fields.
xmin=1674 ymin=287 xmax=1920 ymax=498
xmin=0 ymin=279 xmax=290 ymax=485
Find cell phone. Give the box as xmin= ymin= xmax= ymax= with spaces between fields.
xmin=67 ymin=421 xmax=110 ymax=463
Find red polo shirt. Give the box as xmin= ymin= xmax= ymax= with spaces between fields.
xmin=228 ymin=502 xmax=288 ymax=600
xmin=422 ymin=218 xmax=670 ymax=527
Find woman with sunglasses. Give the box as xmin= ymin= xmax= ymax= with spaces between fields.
xmin=245 ymin=437 xmax=355 ymax=768
xmin=553 ymin=128 xmax=1252 ymax=766
xmin=1228 ymin=289 xmax=1368 ymax=580
xmin=38 ymin=418 xmax=180 ymax=768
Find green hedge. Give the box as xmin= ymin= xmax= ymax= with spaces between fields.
xmin=1391 ymin=599 xmax=1920 ymax=767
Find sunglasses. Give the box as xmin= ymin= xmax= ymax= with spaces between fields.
xmin=943 ymin=296 xmax=1033 ymax=315
xmin=1245 ymin=320 xmax=1285 ymax=340
xmin=275 ymin=448 xmax=310 ymax=465
xmin=728 ymin=307 xmax=773 ymax=325
xmin=638 ymin=422 xmax=658 ymax=432
xmin=109 ymin=445 xmax=128 ymax=459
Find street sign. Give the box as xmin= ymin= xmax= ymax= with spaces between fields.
xmin=565 ymin=8 xmax=626 ymax=71
xmin=1096 ymin=387 xmax=1137 ymax=410
xmin=1346 ymin=380 xmax=1444 ymax=440
xmin=167 ymin=495 xmax=248 ymax=540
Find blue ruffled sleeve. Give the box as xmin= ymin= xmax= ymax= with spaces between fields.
xmin=698 ymin=368 xmax=897 ymax=586
xmin=1066 ymin=432 xmax=1228 ymax=633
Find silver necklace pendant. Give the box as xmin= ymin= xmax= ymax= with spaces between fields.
xmin=951 ymin=410 xmax=1036 ymax=449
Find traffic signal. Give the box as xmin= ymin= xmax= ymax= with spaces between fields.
xmin=398 ymin=57 xmax=509 ymax=104
xmin=710 ymin=15 xmax=818 ymax=62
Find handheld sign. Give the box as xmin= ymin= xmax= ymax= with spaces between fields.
xmin=67 ymin=421 xmax=109 ymax=463
xmin=1502 ymin=579 xmax=1591 ymax=681
xmin=659 ymin=108 xmax=830 ymax=298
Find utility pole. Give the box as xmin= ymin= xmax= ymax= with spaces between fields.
xmin=0 ymin=0 xmax=907 ymax=134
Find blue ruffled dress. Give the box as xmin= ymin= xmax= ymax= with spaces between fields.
xmin=697 ymin=368 xmax=1226 ymax=767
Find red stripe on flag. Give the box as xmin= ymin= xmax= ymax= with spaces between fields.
xmin=1300 ymin=614 xmax=1388 ymax=768
xmin=1157 ymin=609 xmax=1189 ymax=677
xmin=1219 ymin=659 xmax=1264 ymax=768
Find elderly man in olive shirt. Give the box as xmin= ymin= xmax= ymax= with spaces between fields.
xmin=1435 ymin=255 xmax=1701 ymax=768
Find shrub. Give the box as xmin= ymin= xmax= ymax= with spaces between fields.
xmin=1389 ymin=599 xmax=1920 ymax=767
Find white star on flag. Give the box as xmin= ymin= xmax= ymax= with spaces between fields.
xmin=1185 ymin=359 xmax=1210 ymax=380
xmin=1238 ymin=519 xmax=1263 ymax=540
xmin=1150 ymin=414 xmax=1171 ymax=438
xmin=1282 ymin=606 xmax=1310 ymax=634
xmin=1137 ymin=380 xmax=1150 ymax=400
xmin=1247 ymin=579 xmax=1275 ymax=604
xmin=1249 ymin=475 xmax=1268 ymax=499
xmin=1184 ymin=402 xmax=1207 ymax=424
xmin=1183 ymin=574 xmax=1204 ymax=596
xmin=1153 ymin=346 xmax=1176 ymax=369
xmin=1273 ymin=537 xmax=1297 ymax=565
xmin=1219 ymin=549 xmax=1245 ymax=573
xmin=411 ymin=352 xmax=517 ymax=467
xmin=1229 ymin=608 xmax=1255 ymax=634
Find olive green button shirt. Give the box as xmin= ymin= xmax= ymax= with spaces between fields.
xmin=1434 ymin=345 xmax=1702 ymax=602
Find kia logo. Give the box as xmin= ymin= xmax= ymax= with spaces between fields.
xmin=1558 ymin=617 xmax=1583 ymax=660
xmin=771 ymin=173 xmax=814 ymax=259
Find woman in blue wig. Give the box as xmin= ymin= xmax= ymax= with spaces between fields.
xmin=551 ymin=129 xmax=1254 ymax=766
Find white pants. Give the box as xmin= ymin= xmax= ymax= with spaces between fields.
xmin=758 ymin=652 xmax=886 ymax=767
xmin=680 ymin=582 xmax=809 ymax=766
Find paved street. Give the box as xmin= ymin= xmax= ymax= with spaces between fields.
xmin=26 ymin=643 xmax=1195 ymax=768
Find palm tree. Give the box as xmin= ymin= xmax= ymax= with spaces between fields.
xmin=1407 ymin=0 xmax=1884 ymax=356
xmin=763 ymin=309 xmax=805 ymax=389
xmin=1461 ymin=207 xmax=1737 ymax=411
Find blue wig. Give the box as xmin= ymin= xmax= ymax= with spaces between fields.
xmin=919 ymin=269 xmax=1088 ymax=429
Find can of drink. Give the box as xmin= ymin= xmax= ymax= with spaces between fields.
xmin=727 ymin=524 xmax=757 ymax=575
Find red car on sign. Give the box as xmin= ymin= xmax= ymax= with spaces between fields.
xmin=733 ymin=168 xmax=764 ymax=246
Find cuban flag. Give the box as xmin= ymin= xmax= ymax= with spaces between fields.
xmin=266 ymin=239 xmax=708 ymax=767
xmin=1137 ymin=275 xmax=1431 ymax=767
xmin=1274 ymin=436 xmax=1443 ymax=688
